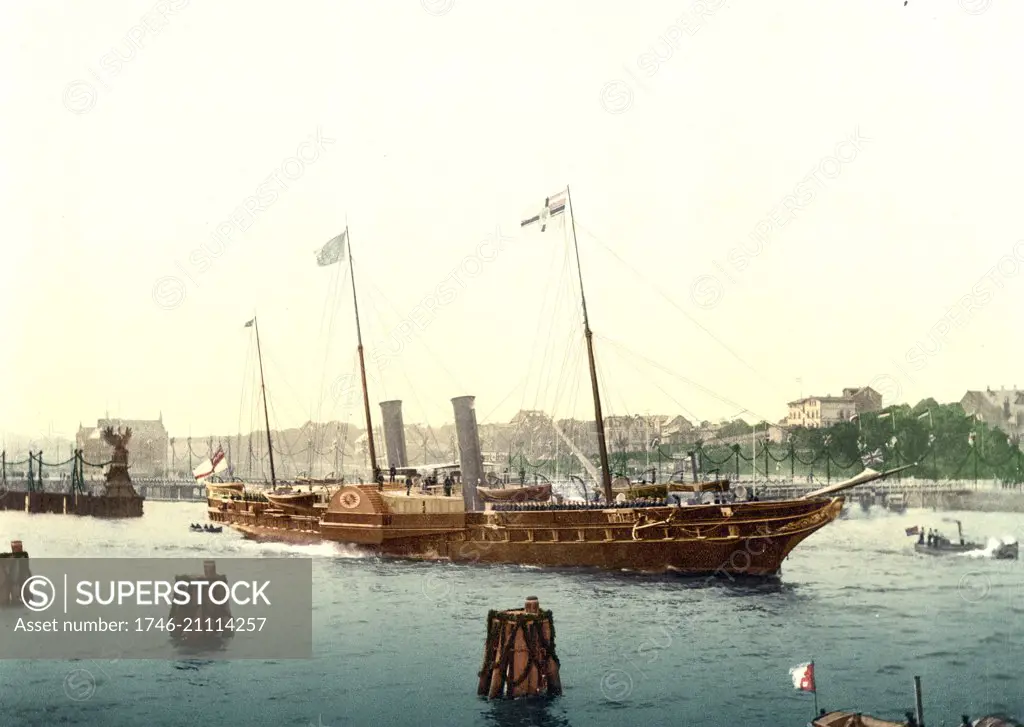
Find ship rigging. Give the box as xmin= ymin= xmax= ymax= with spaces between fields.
xmin=205 ymin=190 xmax=915 ymax=576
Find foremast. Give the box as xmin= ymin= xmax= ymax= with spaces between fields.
xmin=252 ymin=316 xmax=277 ymax=487
xmin=565 ymin=186 xmax=614 ymax=504
xmin=345 ymin=226 xmax=380 ymax=483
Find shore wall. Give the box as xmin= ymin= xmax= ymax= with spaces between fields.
xmin=0 ymin=491 xmax=143 ymax=517
xmin=926 ymin=490 xmax=1024 ymax=514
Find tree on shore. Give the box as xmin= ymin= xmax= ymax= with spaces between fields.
xmin=510 ymin=399 xmax=1024 ymax=485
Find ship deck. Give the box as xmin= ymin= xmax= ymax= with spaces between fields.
xmin=207 ymin=489 xmax=844 ymax=574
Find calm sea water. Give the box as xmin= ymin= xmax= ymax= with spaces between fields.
xmin=1 ymin=502 xmax=1022 ymax=727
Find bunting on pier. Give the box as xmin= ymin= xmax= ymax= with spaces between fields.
xmin=316 ymin=230 xmax=348 ymax=266
xmin=521 ymin=190 xmax=567 ymax=232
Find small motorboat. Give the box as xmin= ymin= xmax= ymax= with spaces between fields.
xmin=885 ymin=492 xmax=907 ymax=513
xmin=914 ymin=539 xmax=981 ymax=555
xmin=912 ymin=520 xmax=1018 ymax=560
xmin=189 ymin=523 xmax=223 ymax=534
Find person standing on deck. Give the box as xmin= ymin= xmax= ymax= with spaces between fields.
xmin=405 ymin=476 xmax=412 ymax=496
xmin=389 ymin=464 xmax=396 ymax=483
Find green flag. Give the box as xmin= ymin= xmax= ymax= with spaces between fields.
xmin=316 ymin=230 xmax=347 ymax=266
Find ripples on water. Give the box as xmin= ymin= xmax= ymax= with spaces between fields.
xmin=1 ymin=503 xmax=1022 ymax=726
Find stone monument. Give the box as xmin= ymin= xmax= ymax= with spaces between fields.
xmin=97 ymin=426 xmax=144 ymax=516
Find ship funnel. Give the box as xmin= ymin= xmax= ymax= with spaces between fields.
xmin=452 ymin=395 xmax=483 ymax=511
xmin=379 ymin=400 xmax=409 ymax=468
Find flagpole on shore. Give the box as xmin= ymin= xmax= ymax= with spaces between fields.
xmin=812 ymin=660 xmax=818 ymax=717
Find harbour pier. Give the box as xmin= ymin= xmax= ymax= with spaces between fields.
xmin=0 ymin=427 xmax=144 ymax=516
xmin=0 ymin=477 xmax=207 ymax=504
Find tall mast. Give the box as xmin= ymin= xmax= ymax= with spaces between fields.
xmin=253 ymin=316 xmax=277 ymax=486
xmin=565 ymin=185 xmax=613 ymax=503
xmin=347 ymin=226 xmax=379 ymax=481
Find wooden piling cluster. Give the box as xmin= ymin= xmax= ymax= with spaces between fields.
xmin=167 ymin=560 xmax=234 ymax=643
xmin=0 ymin=540 xmax=31 ymax=606
xmin=478 ymin=596 xmax=562 ymax=699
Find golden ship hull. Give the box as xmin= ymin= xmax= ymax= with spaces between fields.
xmin=208 ymin=484 xmax=844 ymax=576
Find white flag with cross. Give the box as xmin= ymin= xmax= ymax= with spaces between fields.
xmin=521 ymin=190 xmax=567 ymax=232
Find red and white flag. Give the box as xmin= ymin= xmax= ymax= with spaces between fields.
xmin=790 ymin=662 xmax=815 ymax=692
xmin=521 ymin=189 xmax=567 ymax=232
xmin=193 ymin=446 xmax=228 ymax=480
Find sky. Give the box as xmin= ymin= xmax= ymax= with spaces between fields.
xmin=2 ymin=0 xmax=1023 ymax=443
